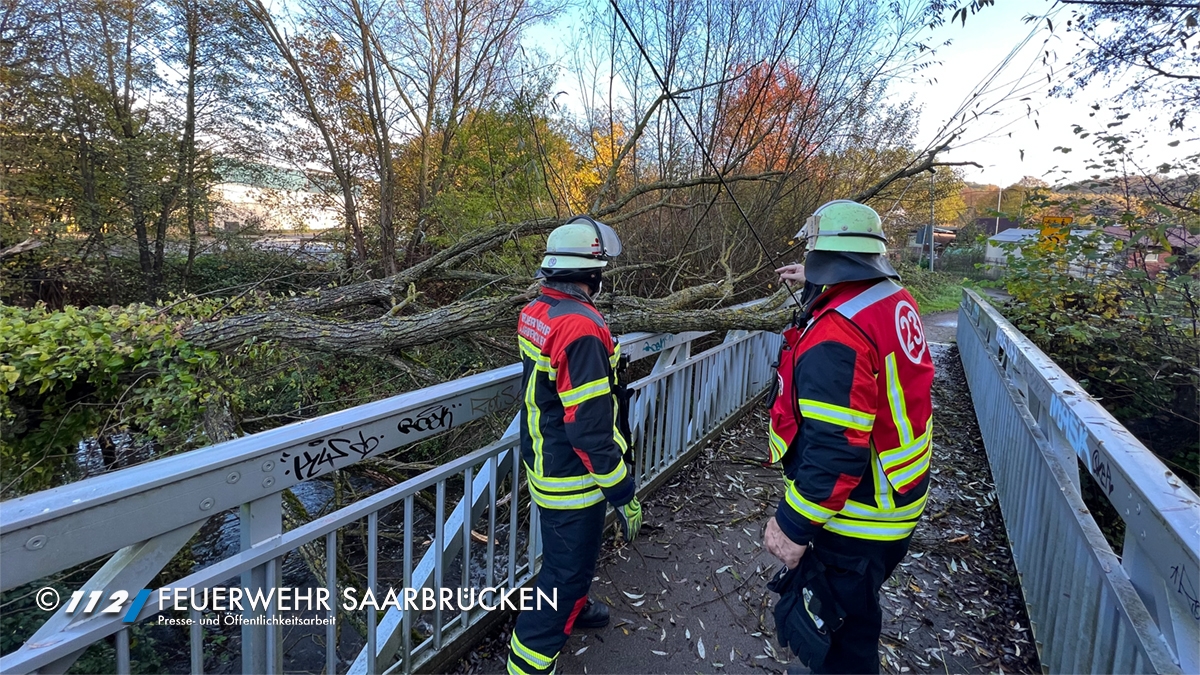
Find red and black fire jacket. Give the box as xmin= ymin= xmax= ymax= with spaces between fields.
xmin=517 ymin=285 xmax=635 ymax=510
xmin=769 ymin=279 xmax=936 ymax=544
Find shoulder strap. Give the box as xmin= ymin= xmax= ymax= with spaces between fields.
xmin=832 ymin=279 xmax=902 ymax=320
xmin=543 ymin=295 xmax=606 ymax=330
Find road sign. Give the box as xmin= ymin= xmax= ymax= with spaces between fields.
xmin=1039 ymin=216 xmax=1072 ymax=250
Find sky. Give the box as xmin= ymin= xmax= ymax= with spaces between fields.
xmin=523 ymin=0 xmax=1194 ymax=190
xmin=887 ymin=0 xmax=1188 ymax=188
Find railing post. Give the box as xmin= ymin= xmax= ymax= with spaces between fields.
xmin=240 ymin=494 xmax=282 ymax=675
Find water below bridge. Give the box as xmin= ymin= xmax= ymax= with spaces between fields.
xmin=459 ymin=339 xmax=1041 ymax=675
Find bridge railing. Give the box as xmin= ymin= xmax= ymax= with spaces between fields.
xmin=957 ymin=289 xmax=1199 ymax=675
xmin=0 ymin=322 xmax=779 ymax=675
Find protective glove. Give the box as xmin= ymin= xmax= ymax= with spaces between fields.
xmin=614 ymin=496 xmax=643 ymax=543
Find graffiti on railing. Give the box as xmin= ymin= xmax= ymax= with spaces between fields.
xmin=1169 ymin=564 xmax=1200 ymax=621
xmin=284 ymin=431 xmax=383 ymax=479
xmin=470 ymin=385 xmax=519 ymax=416
xmin=642 ymin=335 xmax=670 ymax=354
xmin=1090 ymin=447 xmax=1115 ymax=497
xmin=1049 ymin=394 xmax=1090 ymax=462
xmin=397 ymin=404 xmax=456 ymax=435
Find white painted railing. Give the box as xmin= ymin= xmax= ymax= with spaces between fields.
xmin=958 ymin=289 xmax=1198 ymax=674
xmin=1 ymin=324 xmax=779 ymax=675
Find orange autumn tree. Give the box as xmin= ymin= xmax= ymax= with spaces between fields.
xmin=715 ymin=62 xmax=817 ymax=172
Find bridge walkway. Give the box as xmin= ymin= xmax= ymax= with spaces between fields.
xmin=462 ymin=344 xmax=1040 ymax=675
xmin=5 ymin=292 xmax=1192 ymax=674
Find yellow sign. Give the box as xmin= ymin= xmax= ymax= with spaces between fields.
xmin=1041 ymin=216 xmax=1074 ymax=226
xmin=1039 ymin=217 xmax=1070 ymax=250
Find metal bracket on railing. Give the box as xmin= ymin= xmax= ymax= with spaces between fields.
xmin=1 ymin=522 xmax=203 ymax=674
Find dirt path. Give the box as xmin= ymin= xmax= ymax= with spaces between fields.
xmin=922 ymin=311 xmax=959 ymax=345
xmin=459 ymin=345 xmax=1038 ymax=674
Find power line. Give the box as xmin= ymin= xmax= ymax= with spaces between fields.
xmin=606 ymin=0 xmax=802 ymax=308
xmin=1060 ymin=1 xmax=1200 ymax=7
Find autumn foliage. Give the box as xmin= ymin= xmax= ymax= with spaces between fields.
xmin=715 ymin=62 xmax=817 ymax=172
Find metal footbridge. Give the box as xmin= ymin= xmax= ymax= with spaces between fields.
xmin=1 ymin=291 xmax=1196 ymax=674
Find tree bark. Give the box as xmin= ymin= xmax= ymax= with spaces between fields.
xmin=184 ymin=289 xmax=793 ymax=355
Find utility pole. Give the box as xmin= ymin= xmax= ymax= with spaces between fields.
xmin=995 ymin=187 xmax=1003 ymax=234
xmin=928 ymin=169 xmax=935 ymax=272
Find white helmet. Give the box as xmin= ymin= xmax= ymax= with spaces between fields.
xmin=797 ymin=200 xmax=887 ymax=254
xmin=540 ymin=216 xmax=623 ymax=271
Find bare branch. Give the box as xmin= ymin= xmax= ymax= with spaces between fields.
xmin=0 ymin=238 xmax=43 ymax=259
xmin=596 ymin=171 xmax=783 ymax=219
xmin=285 ymin=217 xmax=557 ymax=313
xmin=851 ymin=141 xmax=983 ymax=204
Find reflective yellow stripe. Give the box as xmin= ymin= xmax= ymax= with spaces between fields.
xmin=523 ymin=364 xmax=547 ymax=477
xmin=872 ymin=450 xmax=895 ymax=511
xmin=612 ymin=395 xmax=629 ymax=453
xmin=887 ymin=447 xmax=931 ymax=491
xmin=768 ymin=425 xmax=788 ymax=464
xmin=524 ymin=466 xmax=595 ymax=492
xmin=840 ymin=491 xmax=928 ymax=520
xmin=590 ymin=460 xmax=627 ymax=488
xmin=560 ymin=377 xmax=610 ymax=407
xmin=510 ymin=633 xmax=556 ymax=670
xmin=784 ymin=478 xmax=837 ymax=523
xmin=797 ymin=399 xmax=874 ymax=431
xmin=884 ymin=354 xmax=913 ymax=444
xmin=825 ymin=515 xmax=917 ymax=541
xmin=878 ymin=422 xmax=932 ymax=472
xmin=527 ymin=483 xmax=606 ymax=509
xmin=519 ymin=337 xmax=555 ymax=378
xmin=507 ymin=655 xmax=555 ymax=675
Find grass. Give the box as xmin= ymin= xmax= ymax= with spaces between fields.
xmin=898 ymin=264 xmax=972 ymax=314
xmin=910 ymin=281 xmax=966 ymax=313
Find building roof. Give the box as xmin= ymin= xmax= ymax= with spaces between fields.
xmin=974 ymin=217 xmax=1020 ymax=236
xmin=987 ymin=228 xmax=1038 ymax=243
xmin=1100 ymin=225 xmax=1200 ymax=250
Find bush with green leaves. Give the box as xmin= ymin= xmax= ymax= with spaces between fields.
xmin=1001 ymin=224 xmax=1199 ymax=486
xmin=0 ymin=303 xmax=224 ymax=495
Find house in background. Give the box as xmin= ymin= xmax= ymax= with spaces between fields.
xmin=984 ymin=228 xmax=1038 ymax=268
xmin=985 ymin=226 xmax=1197 ymax=278
xmin=909 ymin=226 xmax=957 ymax=253
xmin=209 ymin=159 xmax=343 ymax=234
xmin=1099 ymin=225 xmax=1199 ymax=277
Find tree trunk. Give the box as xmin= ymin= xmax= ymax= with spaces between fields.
xmin=182 ymin=0 xmax=200 ymax=286
xmin=351 ymin=0 xmax=397 ymax=276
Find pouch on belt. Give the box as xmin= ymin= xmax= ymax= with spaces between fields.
xmin=767 ymin=549 xmax=846 ymax=670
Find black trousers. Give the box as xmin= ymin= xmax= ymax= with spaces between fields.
xmin=809 ymin=531 xmax=912 ymax=675
xmin=507 ymin=502 xmax=606 ymax=675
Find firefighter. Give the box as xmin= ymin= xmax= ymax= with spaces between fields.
xmin=763 ymin=200 xmax=935 ymax=674
xmin=507 ymin=215 xmax=643 ymax=675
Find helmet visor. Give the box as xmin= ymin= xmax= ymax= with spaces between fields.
xmin=797 ymin=215 xmax=820 ymax=251
xmin=594 ymin=221 xmax=622 ymax=258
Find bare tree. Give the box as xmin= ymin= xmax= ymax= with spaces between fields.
xmin=175 ymin=0 xmax=1012 ymax=359
xmin=248 ymin=0 xmax=371 ymax=270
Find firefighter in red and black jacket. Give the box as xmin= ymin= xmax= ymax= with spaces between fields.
xmin=764 ymin=200 xmax=935 ymax=674
xmin=507 ymin=216 xmax=643 ymax=675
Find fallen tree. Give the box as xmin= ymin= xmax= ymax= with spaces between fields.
xmin=180 ymin=148 xmax=976 ymax=358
